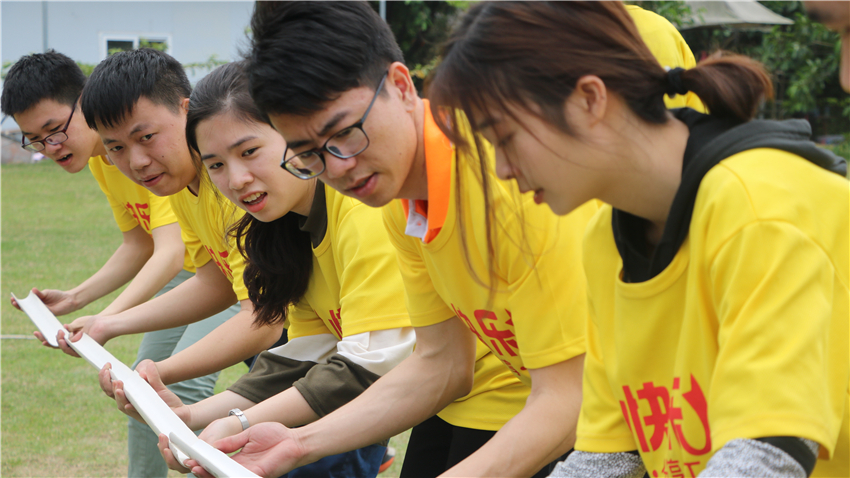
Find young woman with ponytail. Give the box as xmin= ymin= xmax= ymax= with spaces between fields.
xmin=429 ymin=2 xmax=848 ymax=477
xmin=106 ymin=61 xmax=415 ymax=477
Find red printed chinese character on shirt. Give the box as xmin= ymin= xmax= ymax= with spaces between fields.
xmin=637 ymin=381 xmax=672 ymax=452
xmin=650 ymin=460 xmax=700 ymax=478
xmin=450 ymin=304 xmax=526 ymax=376
xmin=328 ymin=308 xmax=343 ymax=338
xmin=670 ymin=376 xmax=712 ymax=455
xmin=619 ymin=375 xmax=711 ymax=457
xmin=474 ymin=309 xmax=519 ymax=357
xmin=205 ymin=246 xmax=233 ymax=280
xmin=125 ymin=202 xmax=151 ymax=230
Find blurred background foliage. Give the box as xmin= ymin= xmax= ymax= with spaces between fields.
xmin=636 ymin=0 xmax=849 ymax=139
xmin=371 ymin=0 xmax=847 ymax=140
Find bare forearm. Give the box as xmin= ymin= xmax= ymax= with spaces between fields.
xmin=101 ymin=267 xmax=236 ymax=341
xmin=100 ymin=243 xmax=184 ymax=316
xmin=295 ymin=321 xmax=476 ymax=466
xmin=444 ymin=355 xmax=584 ymax=477
xmin=243 ymin=388 xmax=319 ymax=429
xmin=185 ymin=390 xmax=257 ymax=431
xmin=157 ymin=304 xmax=281 ymax=385
xmin=70 ymin=240 xmax=153 ymax=310
xmin=445 ymin=387 xmax=577 ymax=477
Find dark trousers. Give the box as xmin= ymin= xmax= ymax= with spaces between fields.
xmin=280 ymin=443 xmax=386 ymax=478
xmin=400 ymin=414 xmax=571 ymax=478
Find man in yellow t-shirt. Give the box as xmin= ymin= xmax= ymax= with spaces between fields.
xmin=62 ymin=48 xmax=284 ymax=421
xmin=1 ymin=50 xmax=235 ymax=478
xmin=183 ymin=4 xmax=703 ymax=478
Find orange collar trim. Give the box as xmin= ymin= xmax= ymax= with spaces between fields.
xmin=401 ymin=99 xmax=453 ymax=243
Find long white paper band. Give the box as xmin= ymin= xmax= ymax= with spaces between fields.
xmin=13 ymin=291 xmax=259 ymax=478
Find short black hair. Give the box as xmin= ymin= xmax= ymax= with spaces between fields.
xmin=1 ymin=50 xmax=86 ymax=116
xmin=247 ymin=1 xmax=404 ymax=117
xmin=81 ymin=48 xmax=191 ymax=130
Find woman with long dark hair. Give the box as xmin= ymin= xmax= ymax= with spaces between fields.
xmin=428 ymin=2 xmax=849 ymax=477
xmin=107 ymin=61 xmax=415 ymax=477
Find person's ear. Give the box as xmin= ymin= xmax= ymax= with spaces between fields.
xmin=181 ymin=97 xmax=190 ymax=114
xmin=387 ymin=61 xmax=417 ymax=112
xmin=566 ymin=75 xmax=608 ymax=129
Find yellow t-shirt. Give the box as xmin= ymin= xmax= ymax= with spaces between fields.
xmin=168 ymin=177 xmax=248 ymax=301
xmin=576 ymin=149 xmax=849 ymax=477
xmin=383 ymin=101 xmax=597 ymax=429
xmin=87 ymin=155 xmax=194 ymax=272
xmin=626 ymin=5 xmax=705 ymax=111
xmin=286 ymin=184 xmax=411 ymax=340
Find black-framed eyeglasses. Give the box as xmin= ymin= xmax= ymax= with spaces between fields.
xmin=21 ymin=101 xmax=77 ymax=153
xmin=281 ymin=72 xmax=388 ymax=179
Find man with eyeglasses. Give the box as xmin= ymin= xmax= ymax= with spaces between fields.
xmin=175 ymin=3 xmax=708 ymax=478
xmin=0 ymin=50 xmax=233 ymax=478
xmin=178 ymin=2 xmax=570 ymax=478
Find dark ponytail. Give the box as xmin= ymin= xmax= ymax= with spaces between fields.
xmin=187 ymin=61 xmax=313 ymax=327
xmin=430 ymin=1 xmax=774 ymax=140
xmin=426 ymin=1 xmax=774 ymax=292
xmin=677 ymin=54 xmax=773 ymax=123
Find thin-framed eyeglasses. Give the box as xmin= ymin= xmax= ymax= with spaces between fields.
xmin=281 ymin=72 xmax=388 ymax=179
xmin=21 ymin=101 xmax=77 ymax=152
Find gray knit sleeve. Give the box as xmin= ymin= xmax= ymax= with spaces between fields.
xmin=548 ymin=450 xmax=646 ymax=478
xmin=699 ymin=438 xmax=819 ymax=477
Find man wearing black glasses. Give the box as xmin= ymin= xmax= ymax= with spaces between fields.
xmin=182 ymin=2 xmax=541 ymax=478
xmin=3 ymin=50 xmax=189 ymax=329
xmin=1 ymin=50 xmax=224 ymax=478
xmin=178 ymin=3 xmax=707 ymax=478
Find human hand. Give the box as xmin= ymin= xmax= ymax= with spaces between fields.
xmin=135 ymin=360 xmax=192 ymax=424
xmin=50 ymin=329 xmax=81 ymax=358
xmin=199 ymin=416 xmax=244 ymax=446
xmin=98 ymin=363 xmax=118 ymax=398
xmin=47 ymin=317 xmax=104 ymax=358
xmin=157 ymin=434 xmax=192 ymax=474
xmin=106 ymin=360 xmax=191 ymax=424
xmin=111 ymin=377 xmax=148 ymax=424
xmin=52 ymin=314 xmax=115 ymax=358
xmin=66 ymin=314 xmax=113 ymax=345
xmin=186 ymin=422 xmax=305 ymax=478
xmin=12 ymin=287 xmax=79 ymax=316
xmin=32 ymin=329 xmax=61 ymax=349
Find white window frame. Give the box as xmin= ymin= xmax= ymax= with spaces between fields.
xmin=99 ymin=32 xmax=173 ymax=60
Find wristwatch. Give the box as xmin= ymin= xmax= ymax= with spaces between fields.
xmin=228 ymin=408 xmax=250 ymax=430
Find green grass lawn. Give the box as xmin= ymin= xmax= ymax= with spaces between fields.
xmin=1 ymin=161 xmax=409 ymax=477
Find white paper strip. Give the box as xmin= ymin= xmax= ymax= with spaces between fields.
xmin=13 ymin=291 xmax=259 ymax=478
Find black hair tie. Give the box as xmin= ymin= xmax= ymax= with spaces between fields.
xmin=665 ymin=67 xmax=688 ymax=96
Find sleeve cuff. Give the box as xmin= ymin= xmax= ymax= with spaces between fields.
xmin=227 ymin=351 xmax=318 ymax=403
xmin=293 ymin=353 xmax=382 ymax=418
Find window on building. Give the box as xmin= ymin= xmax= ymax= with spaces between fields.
xmin=106 ymin=39 xmax=134 ymax=55
xmin=100 ymin=33 xmax=172 ymax=59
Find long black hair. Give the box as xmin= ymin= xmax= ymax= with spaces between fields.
xmin=187 ymin=61 xmax=314 ymax=327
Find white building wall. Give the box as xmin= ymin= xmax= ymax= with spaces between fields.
xmin=3 ymin=1 xmax=253 ymax=66
xmin=2 ymin=1 xmax=254 ymax=131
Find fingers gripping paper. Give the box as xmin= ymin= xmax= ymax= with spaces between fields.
xmin=13 ymin=291 xmax=259 ymax=478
